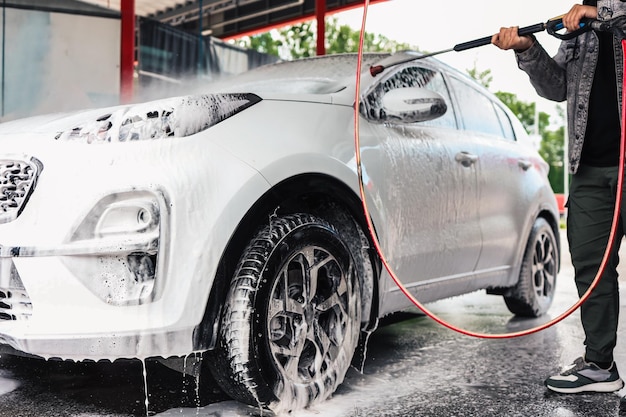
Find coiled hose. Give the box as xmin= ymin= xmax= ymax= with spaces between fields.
xmin=354 ymin=1 xmax=626 ymax=339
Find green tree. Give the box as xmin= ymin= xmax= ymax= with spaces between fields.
xmin=540 ymin=125 xmax=566 ymax=193
xmin=281 ymin=21 xmax=318 ymax=58
xmin=466 ymin=62 xmax=493 ymax=89
xmin=245 ymin=31 xmax=283 ymax=56
xmin=234 ymin=17 xmax=416 ymax=59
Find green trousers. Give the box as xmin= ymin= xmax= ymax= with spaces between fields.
xmin=567 ymin=164 xmax=623 ymax=364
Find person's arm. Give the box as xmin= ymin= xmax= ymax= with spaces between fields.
xmin=491 ymin=4 xmax=597 ymax=51
xmin=490 ymin=27 xmax=565 ymax=101
xmin=490 ymin=4 xmax=597 ymax=103
xmin=515 ymin=41 xmax=567 ymax=102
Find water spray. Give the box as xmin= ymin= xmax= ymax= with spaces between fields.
xmin=355 ymin=2 xmax=626 ymax=339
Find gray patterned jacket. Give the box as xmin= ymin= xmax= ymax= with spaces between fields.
xmin=515 ymin=0 xmax=626 ymax=174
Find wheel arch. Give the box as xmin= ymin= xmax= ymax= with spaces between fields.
xmin=500 ymin=210 xmax=561 ymax=316
xmin=537 ymin=207 xmax=562 ymax=272
xmin=512 ymin=204 xmax=562 ymax=282
xmin=192 ymin=173 xmax=382 ymax=351
xmin=487 ymin=204 xmax=561 ymax=297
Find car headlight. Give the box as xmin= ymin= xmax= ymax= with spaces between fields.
xmin=61 ymin=190 xmax=169 ymax=305
xmin=54 ymin=93 xmax=261 ymax=143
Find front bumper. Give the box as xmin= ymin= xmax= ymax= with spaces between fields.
xmin=0 ymin=244 xmax=199 ymax=361
xmin=0 ymin=186 xmax=195 ymax=361
xmin=0 ymin=130 xmax=270 ymax=361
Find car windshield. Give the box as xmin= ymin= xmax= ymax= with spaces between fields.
xmin=210 ymin=53 xmax=389 ymax=94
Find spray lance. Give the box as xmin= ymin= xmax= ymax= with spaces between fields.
xmin=354 ymin=10 xmax=626 ymax=339
xmin=369 ymin=15 xmax=614 ymax=76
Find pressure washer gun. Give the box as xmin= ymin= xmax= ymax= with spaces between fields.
xmin=370 ymin=15 xmax=624 ymax=76
xmin=594 ymin=15 xmax=626 ymax=40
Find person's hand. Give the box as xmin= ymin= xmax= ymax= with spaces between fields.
xmin=561 ymin=4 xmax=597 ymax=32
xmin=492 ymin=27 xmax=534 ymax=51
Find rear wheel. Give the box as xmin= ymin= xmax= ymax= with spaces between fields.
xmin=504 ymin=217 xmax=558 ymax=317
xmin=209 ymin=213 xmax=361 ymax=412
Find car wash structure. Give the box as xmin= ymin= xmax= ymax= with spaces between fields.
xmin=112 ymin=0 xmax=387 ymax=101
xmin=0 ymin=0 xmax=386 ymax=121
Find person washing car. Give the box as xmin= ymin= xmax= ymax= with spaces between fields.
xmin=492 ymin=1 xmax=626 ymax=394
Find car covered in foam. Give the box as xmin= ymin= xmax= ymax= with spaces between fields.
xmin=0 ymin=52 xmax=560 ymax=411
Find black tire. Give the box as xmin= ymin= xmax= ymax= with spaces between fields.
xmin=209 ymin=213 xmax=361 ymax=412
xmin=504 ymin=217 xmax=558 ymax=317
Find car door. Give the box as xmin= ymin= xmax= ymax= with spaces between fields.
xmin=446 ymin=76 xmax=541 ymax=283
xmin=358 ymin=64 xmax=483 ymax=308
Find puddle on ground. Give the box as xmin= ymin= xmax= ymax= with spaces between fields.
xmin=0 ymin=373 xmax=20 ymax=396
xmin=156 ymin=400 xmax=267 ymax=417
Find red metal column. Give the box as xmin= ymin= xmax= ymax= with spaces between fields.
xmin=316 ymin=0 xmax=325 ymax=56
xmin=120 ymin=0 xmax=135 ymax=103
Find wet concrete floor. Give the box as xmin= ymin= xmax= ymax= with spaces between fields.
xmin=2 ymin=229 xmax=626 ymax=417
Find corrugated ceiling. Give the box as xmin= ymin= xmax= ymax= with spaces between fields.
xmin=77 ymin=0 xmax=379 ymax=38
xmin=80 ymin=0 xmax=188 ymax=17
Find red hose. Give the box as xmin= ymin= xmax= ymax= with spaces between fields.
xmin=354 ymin=1 xmax=626 ymax=339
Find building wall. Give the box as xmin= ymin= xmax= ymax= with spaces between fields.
xmin=0 ymin=3 xmax=120 ymax=121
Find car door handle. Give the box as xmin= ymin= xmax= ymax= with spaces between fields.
xmin=455 ymin=152 xmax=478 ymax=167
xmin=518 ymin=159 xmax=532 ymax=171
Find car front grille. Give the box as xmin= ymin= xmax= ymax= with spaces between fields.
xmin=0 ymin=290 xmax=32 ymax=321
xmin=0 ymin=259 xmax=32 ymax=321
xmin=0 ymin=156 xmax=43 ymax=224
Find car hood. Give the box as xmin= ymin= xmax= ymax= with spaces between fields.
xmin=0 ymin=104 xmax=136 ymax=135
xmin=0 ymin=93 xmax=267 ymax=143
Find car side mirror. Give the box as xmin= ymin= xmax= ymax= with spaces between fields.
xmin=381 ymin=88 xmax=447 ymax=123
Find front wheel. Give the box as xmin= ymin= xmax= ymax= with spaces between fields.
xmin=209 ymin=213 xmax=362 ymax=412
xmin=504 ymin=217 xmax=559 ymax=317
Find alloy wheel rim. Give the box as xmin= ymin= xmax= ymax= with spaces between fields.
xmin=266 ymin=245 xmax=351 ymax=384
xmin=531 ymin=231 xmax=557 ymax=300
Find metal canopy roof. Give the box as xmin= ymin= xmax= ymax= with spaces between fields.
xmin=80 ymin=0 xmax=379 ymax=38
xmin=81 ymin=0 xmax=189 ymax=18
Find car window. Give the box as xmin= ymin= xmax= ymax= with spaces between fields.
xmin=510 ymin=110 xmax=531 ymax=143
xmin=493 ymin=104 xmax=516 ymax=141
xmin=448 ymin=77 xmax=504 ymax=137
xmin=363 ymin=66 xmax=457 ymax=128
